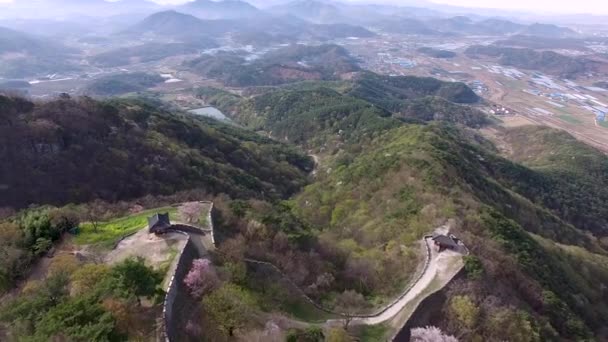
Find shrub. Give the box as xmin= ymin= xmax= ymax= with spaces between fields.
xmin=463 ymin=255 xmax=484 ymax=279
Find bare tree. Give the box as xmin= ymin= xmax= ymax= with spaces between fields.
xmin=86 ymin=200 xmax=107 ymax=233
xmin=334 ymin=290 xmax=367 ymax=329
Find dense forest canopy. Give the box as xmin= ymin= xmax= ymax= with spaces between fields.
xmin=183 ymin=44 xmax=361 ymax=87
xmin=349 ymin=72 xmax=480 ymax=110
xmin=204 ymin=77 xmax=608 ymax=340
xmin=83 ymin=72 xmax=165 ymax=96
xmin=0 ymin=94 xmax=312 ymax=209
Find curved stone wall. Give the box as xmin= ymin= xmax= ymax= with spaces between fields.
xmin=158 ymin=202 xmax=215 ymax=342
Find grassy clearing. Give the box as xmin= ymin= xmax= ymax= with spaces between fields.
xmin=245 ymin=265 xmax=339 ymax=323
xmin=282 ymin=300 xmax=337 ymax=323
xmin=355 ymin=324 xmax=390 ymax=342
xmin=160 ymin=245 xmax=180 ymax=288
xmin=558 ymin=114 xmax=582 ymax=125
xmin=74 ymin=206 xmax=178 ymax=247
xmin=197 ymin=207 xmax=210 ymax=228
xmin=599 ymin=120 xmax=608 ymax=128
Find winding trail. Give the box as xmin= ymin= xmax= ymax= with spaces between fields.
xmin=309 ymin=154 xmax=320 ymax=176
xmin=158 ymin=203 xmax=467 ymax=340
xmin=232 ymin=227 xmax=465 ymax=330
xmin=357 ymin=238 xmax=465 ymax=326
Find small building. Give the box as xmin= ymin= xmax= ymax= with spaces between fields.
xmin=432 ymin=234 xmax=459 ymax=251
xmin=148 ymin=213 xmax=171 ymax=234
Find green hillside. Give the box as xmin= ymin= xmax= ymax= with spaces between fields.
xmin=209 ymin=82 xmax=608 ymax=340
xmin=394 ymin=96 xmax=488 ymax=127
xmin=3 ymin=72 xmax=608 ymax=341
xmin=297 ymin=124 xmax=608 ymax=338
xmin=221 ymin=73 xmax=485 ymax=145
xmin=496 ymin=126 xmax=608 ymax=237
xmin=348 ymin=72 xmax=480 ymax=111
xmin=0 ymin=94 xmax=312 ymax=209
xmin=209 ymin=114 xmax=608 ymax=340
xmin=183 ymin=44 xmax=360 ymax=87
xmin=0 ymin=26 xmax=81 ymax=78
xmin=84 ymin=72 xmax=165 ymax=96
xmin=89 ymin=41 xmax=216 ymax=68
xmin=231 ymin=87 xmax=399 ymax=148
xmin=465 ymin=45 xmax=603 ymax=77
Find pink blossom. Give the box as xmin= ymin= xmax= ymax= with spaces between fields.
xmin=184 ymin=258 xmax=220 ymax=298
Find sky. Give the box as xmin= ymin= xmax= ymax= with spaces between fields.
xmin=427 ymin=0 xmax=608 ymax=14
xmin=152 ymin=0 xmax=608 ymax=14
xmin=0 ymin=0 xmax=607 ymax=15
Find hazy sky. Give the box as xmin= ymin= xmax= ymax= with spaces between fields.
xmin=427 ymin=0 xmax=608 ymax=14
xmin=154 ymin=0 xmax=608 ymax=14
xmin=161 ymin=0 xmax=608 ymax=14
xmin=0 ymin=0 xmax=607 ymax=15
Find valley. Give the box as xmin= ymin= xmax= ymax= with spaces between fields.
xmin=7 ymin=18 xmax=608 ymax=156
xmin=2 ymin=1 xmax=608 ymax=342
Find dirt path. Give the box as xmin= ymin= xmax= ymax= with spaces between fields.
xmin=105 ymin=229 xmax=188 ymax=266
xmin=356 ymin=239 xmax=464 ymax=326
xmin=254 ymin=225 xmax=466 ymax=334
xmin=168 ymin=208 xmax=466 ymax=339
xmin=309 ymin=154 xmax=320 ymax=176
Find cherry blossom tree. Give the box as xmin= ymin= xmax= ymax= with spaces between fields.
xmin=184 ymin=259 xmax=220 ymax=298
xmin=178 ymin=202 xmax=205 ymax=224
xmin=411 ymin=326 xmax=458 ymax=342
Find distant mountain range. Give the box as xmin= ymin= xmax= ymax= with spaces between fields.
xmin=495 ymin=34 xmax=588 ymax=50
xmin=465 ymin=45 xmax=606 ymax=77
xmin=269 ymin=0 xmax=346 ymax=24
xmin=520 ymin=23 xmax=579 ymax=38
xmin=124 ymin=10 xmax=223 ymax=37
xmin=0 ymin=26 xmax=81 ymax=77
xmin=2 ymin=0 xmax=161 ymax=17
xmin=124 ymin=9 xmax=374 ymax=44
xmin=373 ymin=17 xmax=441 ymax=35
xmin=0 ymin=0 xmax=584 ymax=41
xmin=89 ymin=41 xmax=217 ymax=68
xmin=178 ymin=0 xmax=260 ymax=19
xmin=369 ymin=14 xmax=577 ymax=38
xmin=0 ymin=26 xmax=67 ymax=55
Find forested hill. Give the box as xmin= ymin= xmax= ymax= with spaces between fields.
xmin=231 ymin=87 xmax=400 ymax=147
xmin=498 ymin=125 xmax=608 ymax=236
xmin=465 ymin=45 xmax=606 ymax=77
xmin=349 ymin=72 xmax=480 ymax=108
xmin=288 ymin=121 xmax=608 ymax=340
xmin=216 ymin=73 xmax=486 ymax=147
xmin=2 ymin=78 xmax=608 ymax=341
xmin=0 ymin=94 xmax=312 ymax=209
xmin=0 ymin=26 xmax=81 ymax=78
xmin=200 ymin=76 xmax=608 ymax=340
xmin=183 ymin=44 xmax=360 ymax=87
xmin=0 ymin=26 xmax=69 ymax=55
